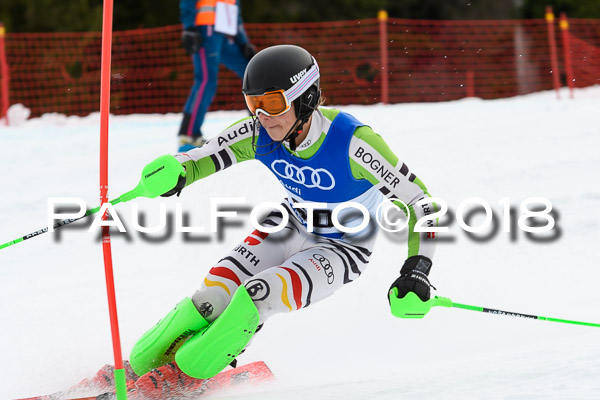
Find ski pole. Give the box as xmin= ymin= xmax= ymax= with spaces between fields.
xmin=0 ymin=154 xmax=184 ymax=251
xmin=390 ymin=290 xmax=600 ymax=328
xmin=0 ymin=198 xmax=122 ymax=250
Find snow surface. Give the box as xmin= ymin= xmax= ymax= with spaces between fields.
xmin=1 ymin=87 xmax=600 ymax=399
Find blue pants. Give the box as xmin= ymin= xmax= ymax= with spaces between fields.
xmin=181 ymin=27 xmax=249 ymax=138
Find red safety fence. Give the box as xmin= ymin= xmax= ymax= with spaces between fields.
xmin=387 ymin=19 xmax=555 ymax=102
xmin=0 ymin=16 xmax=599 ymax=118
xmin=567 ymin=19 xmax=600 ymax=88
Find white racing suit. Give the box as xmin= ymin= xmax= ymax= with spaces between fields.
xmin=176 ymin=107 xmax=438 ymax=324
xmin=194 ymin=203 xmax=377 ymax=323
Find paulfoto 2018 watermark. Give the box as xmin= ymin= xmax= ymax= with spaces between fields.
xmin=47 ymin=196 xmax=558 ymax=239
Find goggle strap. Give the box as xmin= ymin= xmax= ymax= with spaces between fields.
xmin=284 ymin=57 xmax=320 ymax=103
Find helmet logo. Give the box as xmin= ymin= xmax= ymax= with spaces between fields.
xmin=290 ymin=68 xmax=307 ymax=84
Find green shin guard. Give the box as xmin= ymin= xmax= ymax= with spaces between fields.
xmin=129 ymin=297 xmax=209 ymax=376
xmin=175 ymin=286 xmax=260 ymax=379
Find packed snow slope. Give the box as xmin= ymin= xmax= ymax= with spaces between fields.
xmin=1 ymin=87 xmax=600 ymax=399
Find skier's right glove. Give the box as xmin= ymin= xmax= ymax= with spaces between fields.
xmin=182 ymin=28 xmax=203 ymax=55
xmin=388 ymin=255 xmax=434 ymax=303
xmin=160 ymin=174 xmax=186 ymax=197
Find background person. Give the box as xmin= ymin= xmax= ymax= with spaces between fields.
xmin=178 ymin=0 xmax=256 ymax=152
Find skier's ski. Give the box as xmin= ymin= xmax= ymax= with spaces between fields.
xmin=15 ymin=361 xmax=274 ymax=400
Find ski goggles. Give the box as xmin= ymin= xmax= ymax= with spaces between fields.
xmin=244 ymin=89 xmax=291 ymax=117
xmin=244 ymin=57 xmax=321 ymax=117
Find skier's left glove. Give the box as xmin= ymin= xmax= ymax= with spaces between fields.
xmin=240 ymin=42 xmax=257 ymax=60
xmin=388 ymin=256 xmax=434 ymax=303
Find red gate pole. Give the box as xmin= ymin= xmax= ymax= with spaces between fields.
xmin=466 ymin=71 xmax=475 ymax=98
xmin=559 ymin=12 xmax=574 ymax=99
xmin=378 ymin=10 xmax=389 ymax=104
xmin=545 ymin=6 xmax=561 ymax=99
xmin=0 ymin=23 xmax=10 ymax=125
xmin=99 ymin=1 xmax=128 ymax=399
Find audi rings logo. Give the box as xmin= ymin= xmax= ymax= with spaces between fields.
xmin=271 ymin=160 xmax=335 ymax=190
xmin=312 ymin=254 xmax=334 ymax=284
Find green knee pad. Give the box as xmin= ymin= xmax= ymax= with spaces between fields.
xmin=129 ymin=297 xmax=209 ymax=376
xmin=175 ymin=286 xmax=260 ymax=379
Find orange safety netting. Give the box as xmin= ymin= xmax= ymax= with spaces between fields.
xmin=386 ymin=19 xmax=555 ymax=102
xmin=1 ymin=18 xmax=599 ymax=117
xmin=567 ymin=20 xmax=600 ymax=88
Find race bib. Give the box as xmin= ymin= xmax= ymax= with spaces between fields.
xmin=214 ymin=2 xmax=238 ymax=36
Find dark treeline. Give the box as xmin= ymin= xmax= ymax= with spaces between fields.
xmin=1 ymin=0 xmax=599 ymax=33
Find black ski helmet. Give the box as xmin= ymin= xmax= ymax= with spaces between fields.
xmin=242 ymin=44 xmax=321 ymax=122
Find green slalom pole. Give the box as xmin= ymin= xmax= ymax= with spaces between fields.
xmin=0 ymin=154 xmax=184 ymax=251
xmin=390 ymin=290 xmax=600 ymax=328
xmin=0 ymin=198 xmax=123 ymax=250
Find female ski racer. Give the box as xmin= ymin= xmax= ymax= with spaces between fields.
xmin=127 ymin=44 xmax=439 ymax=396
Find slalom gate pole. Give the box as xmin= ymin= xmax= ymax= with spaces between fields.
xmin=98 ymin=0 xmax=127 ymax=399
xmin=378 ymin=10 xmax=389 ymax=104
xmin=545 ymin=6 xmax=561 ymax=99
xmin=0 ymin=23 xmax=9 ymax=125
xmin=390 ymin=291 xmax=600 ymax=328
xmin=559 ymin=12 xmax=575 ymax=99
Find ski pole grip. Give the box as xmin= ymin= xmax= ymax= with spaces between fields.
xmin=120 ymin=155 xmax=186 ymax=202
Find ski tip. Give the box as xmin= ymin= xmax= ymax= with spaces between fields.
xmin=214 ymin=360 xmax=275 ymax=385
xmin=14 ymin=361 xmax=274 ymax=400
